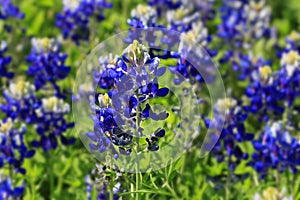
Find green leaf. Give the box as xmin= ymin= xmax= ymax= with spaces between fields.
xmin=27 ymin=11 xmax=45 ymax=35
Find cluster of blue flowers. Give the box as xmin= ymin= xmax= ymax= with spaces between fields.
xmin=56 ymin=0 xmax=112 ymax=44
xmin=1 ymin=79 xmax=75 ymax=152
xmin=218 ymin=0 xmax=271 ymax=49
xmin=218 ymin=0 xmax=275 ymax=80
xmin=26 ymin=38 xmax=71 ymax=97
xmin=2 ymin=0 xmax=300 ymax=198
xmin=0 ymin=0 xmax=24 ymax=20
xmin=87 ymin=40 xmax=169 ymax=159
xmin=250 ymin=121 xmax=300 ymax=178
xmin=244 ymin=35 xmax=300 ymax=118
xmin=0 ymin=118 xmax=35 ymax=198
xmin=127 ymin=1 xmax=216 ymax=86
xmin=0 ymin=0 xmax=25 ymax=33
xmin=1 ymin=0 xmax=76 ymax=196
xmin=125 ymin=1 xmax=300 ymax=194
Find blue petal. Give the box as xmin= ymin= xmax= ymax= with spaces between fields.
xmin=154 ymin=129 xmax=165 ymax=137
xmin=156 ymin=88 xmax=169 ymax=97
xmin=89 ymin=143 xmax=98 ymax=151
xmin=155 ymin=67 xmax=166 ymax=76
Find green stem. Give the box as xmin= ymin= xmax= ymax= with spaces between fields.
xmin=109 ymin=154 xmax=114 ymax=200
xmin=47 ymin=153 xmax=54 ymax=199
xmin=226 ymin=157 xmax=232 ymax=200
xmin=135 ymin=94 xmax=141 ymax=200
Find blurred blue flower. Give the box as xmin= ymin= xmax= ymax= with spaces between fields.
xmin=55 ymin=0 xmax=112 ymax=44
xmin=0 ymin=41 xmax=13 ymax=79
xmin=0 ymin=177 xmax=25 ymax=199
xmin=250 ymin=121 xmax=300 ymax=178
xmin=1 ymin=80 xmax=75 ymax=152
xmin=0 ymin=0 xmax=24 ymax=20
xmin=0 ymin=118 xmax=35 ymax=174
xmin=205 ymin=98 xmax=253 ymax=170
xmin=31 ymin=96 xmax=75 ymax=151
xmin=244 ymin=65 xmax=284 ymax=119
xmin=218 ymin=0 xmax=271 ymax=49
xmin=1 ymin=80 xmax=37 ymax=121
xmin=26 ymin=38 xmax=70 ymax=96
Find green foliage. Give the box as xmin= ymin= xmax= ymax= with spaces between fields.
xmin=2 ymin=0 xmax=300 ymax=199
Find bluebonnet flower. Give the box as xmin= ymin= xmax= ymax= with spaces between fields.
xmin=284 ymin=31 xmax=300 ymax=53
xmin=280 ymin=50 xmax=300 ymax=77
xmin=55 ymin=0 xmax=112 ymax=44
xmin=0 ymin=118 xmax=35 ymax=174
xmin=0 ymin=0 xmax=25 ymax=33
xmin=244 ymin=64 xmax=284 ymax=118
xmin=0 ymin=41 xmax=13 ymax=79
xmin=268 ymin=45 xmax=300 ymax=106
xmin=1 ymin=79 xmax=75 ymax=151
xmin=0 ymin=176 xmax=25 ymax=199
xmin=167 ymin=21 xmax=217 ymax=85
xmin=217 ymin=0 xmax=274 ymax=76
xmin=148 ymin=0 xmax=215 ymax=21
xmin=218 ymin=0 xmax=271 ymax=49
xmin=1 ymin=79 xmax=37 ymax=121
xmin=205 ymin=98 xmax=253 ymax=170
xmin=126 ymin=5 xmax=163 ymax=49
xmin=165 ymin=5 xmax=201 ymax=31
xmin=32 ymin=96 xmax=75 ymax=151
xmin=275 ymin=52 xmax=300 ymax=104
xmin=0 ymin=117 xmax=35 ymax=199
xmin=0 ymin=0 xmax=24 ymax=20
xmin=250 ymin=121 xmax=300 ymax=178
xmin=86 ymin=41 xmax=169 ymax=158
xmin=26 ymin=38 xmax=70 ymax=96
xmin=128 ymin=5 xmax=158 ymax=29
xmin=220 ymin=51 xmax=271 ymax=80
xmin=183 ymin=0 xmax=216 ymax=21
xmin=71 ymin=82 xmax=94 ymax=102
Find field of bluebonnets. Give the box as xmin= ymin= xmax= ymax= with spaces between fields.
xmin=1 ymin=0 xmax=300 ymax=199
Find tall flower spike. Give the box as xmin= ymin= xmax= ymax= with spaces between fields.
xmin=87 ymin=41 xmax=169 ymax=158
xmin=244 ymin=62 xmax=284 ymax=118
xmin=166 ymin=5 xmax=200 ymax=31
